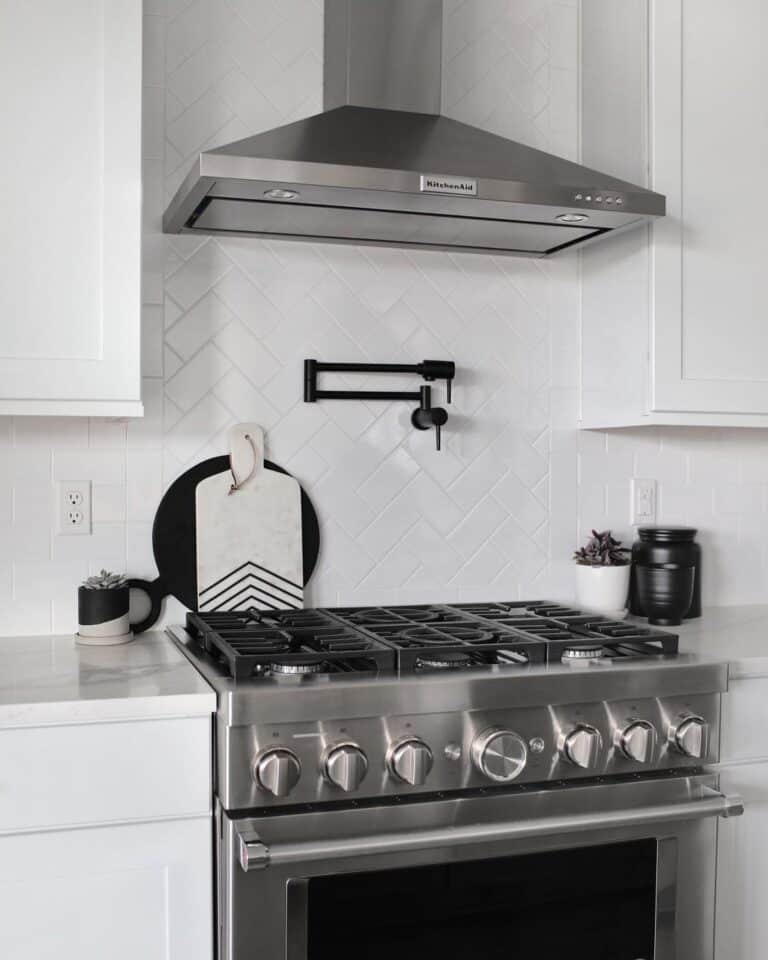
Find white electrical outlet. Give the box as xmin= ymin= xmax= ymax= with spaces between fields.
xmin=57 ymin=481 xmax=92 ymax=535
xmin=632 ymin=478 xmax=657 ymax=525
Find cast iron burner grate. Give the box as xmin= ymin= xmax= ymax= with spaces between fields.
xmin=446 ymin=602 xmax=679 ymax=661
xmin=326 ymin=605 xmax=547 ymax=671
xmin=186 ymin=608 xmax=398 ymax=680
xmin=187 ymin=602 xmax=678 ymax=680
xmin=544 ymin=618 xmax=679 ymax=662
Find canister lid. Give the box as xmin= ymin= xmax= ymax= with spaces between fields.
xmin=638 ymin=526 xmax=697 ymax=543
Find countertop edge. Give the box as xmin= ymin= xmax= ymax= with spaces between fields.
xmin=0 ymin=692 xmax=217 ymax=729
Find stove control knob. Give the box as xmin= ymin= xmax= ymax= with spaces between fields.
xmin=472 ymin=729 xmax=528 ymax=782
xmin=616 ymin=720 xmax=657 ymax=764
xmin=324 ymin=743 xmax=368 ymax=792
xmin=388 ymin=738 xmax=433 ymax=786
xmin=255 ymin=749 xmax=301 ymax=797
xmin=561 ymin=725 xmax=603 ymax=769
xmin=671 ymin=716 xmax=709 ymax=759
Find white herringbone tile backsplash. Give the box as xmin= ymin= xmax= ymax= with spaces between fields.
xmin=157 ymin=0 xmax=581 ymax=611
xmin=0 ymin=0 xmax=765 ymax=636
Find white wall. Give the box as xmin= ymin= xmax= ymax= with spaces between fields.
xmin=0 ymin=0 xmax=762 ymax=636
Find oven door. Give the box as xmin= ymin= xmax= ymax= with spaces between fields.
xmin=219 ymin=773 xmax=742 ymax=960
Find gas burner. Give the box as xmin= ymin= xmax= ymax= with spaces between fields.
xmin=496 ymin=649 xmax=530 ymax=666
xmin=269 ymin=656 xmax=327 ymax=676
xmin=561 ymin=646 xmax=605 ymax=663
xmin=416 ymin=650 xmax=472 ymax=670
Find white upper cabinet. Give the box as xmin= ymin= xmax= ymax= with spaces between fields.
xmin=0 ymin=0 xmax=143 ymax=417
xmin=580 ymin=0 xmax=768 ymax=427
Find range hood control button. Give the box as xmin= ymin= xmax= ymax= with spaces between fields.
xmin=388 ymin=738 xmax=433 ymax=786
xmin=255 ymin=749 xmax=301 ymax=797
xmin=616 ymin=720 xmax=657 ymax=763
xmin=561 ymin=725 xmax=603 ymax=769
xmin=472 ymin=729 xmax=528 ymax=782
xmin=324 ymin=743 xmax=368 ymax=792
xmin=671 ymin=716 xmax=709 ymax=759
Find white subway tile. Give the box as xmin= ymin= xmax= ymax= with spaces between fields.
xmin=14 ymin=418 xmax=88 ymax=449
xmin=127 ymin=449 xmax=163 ymax=524
xmin=634 ymin=451 xmax=688 ymax=485
xmin=53 ymin=450 xmax=126 ymax=485
xmin=142 ymin=305 xmax=165 ymax=377
xmin=93 ymin=484 xmax=127 ymax=524
xmin=89 ymin=419 xmax=127 ymax=449
xmin=714 ymin=483 xmax=766 ymax=516
xmin=143 ymin=13 xmax=165 ymax=88
xmin=52 ymin=525 xmax=127 ymax=573
xmin=0 ymin=601 xmax=52 ymax=636
xmin=126 ymin=523 xmax=157 ymax=578
xmin=127 ymin=378 xmax=164 ymax=450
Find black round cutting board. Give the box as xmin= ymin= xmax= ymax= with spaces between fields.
xmin=128 ymin=456 xmax=320 ymax=633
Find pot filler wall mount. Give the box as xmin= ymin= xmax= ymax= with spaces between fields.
xmin=304 ymin=357 xmax=455 ymax=450
xmin=163 ymin=1 xmax=666 ymax=258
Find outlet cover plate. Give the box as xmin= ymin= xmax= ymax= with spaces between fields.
xmin=632 ymin=478 xmax=657 ymax=526
xmin=57 ymin=481 xmax=92 ymax=536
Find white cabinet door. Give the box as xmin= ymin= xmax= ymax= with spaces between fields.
xmin=651 ymin=0 xmax=768 ymax=416
xmin=0 ymin=818 xmax=212 ymax=960
xmin=716 ymin=763 xmax=768 ymax=959
xmin=0 ymin=0 xmax=143 ymax=417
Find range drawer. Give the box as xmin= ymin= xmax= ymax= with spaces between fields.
xmin=0 ymin=716 xmax=211 ymax=834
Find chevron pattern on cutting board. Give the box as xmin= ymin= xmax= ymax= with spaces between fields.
xmin=161 ymin=0 xmax=580 ymax=608
xmin=198 ymin=560 xmax=303 ymax=612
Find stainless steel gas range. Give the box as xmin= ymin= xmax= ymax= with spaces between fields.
xmin=170 ymin=601 xmax=743 ymax=960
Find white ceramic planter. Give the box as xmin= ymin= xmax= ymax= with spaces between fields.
xmin=575 ymin=564 xmax=631 ymax=617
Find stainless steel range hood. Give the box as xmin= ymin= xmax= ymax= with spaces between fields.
xmin=164 ymin=0 xmax=665 ymax=258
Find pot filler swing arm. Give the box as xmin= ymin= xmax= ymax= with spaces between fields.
xmin=303 ymin=358 xmax=456 ymax=451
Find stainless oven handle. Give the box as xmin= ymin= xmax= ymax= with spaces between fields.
xmin=236 ymin=787 xmax=744 ymax=871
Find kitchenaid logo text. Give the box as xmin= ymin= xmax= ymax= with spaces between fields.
xmin=420 ymin=175 xmax=478 ymax=196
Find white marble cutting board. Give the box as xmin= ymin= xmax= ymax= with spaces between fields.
xmin=195 ymin=424 xmax=304 ymax=613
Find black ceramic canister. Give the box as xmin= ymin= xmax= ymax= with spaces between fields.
xmin=630 ymin=526 xmax=701 ymax=626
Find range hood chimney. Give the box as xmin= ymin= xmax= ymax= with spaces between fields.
xmin=164 ymin=1 xmax=665 ymax=258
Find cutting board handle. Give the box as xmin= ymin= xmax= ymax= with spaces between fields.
xmin=228 ymin=423 xmax=265 ymax=495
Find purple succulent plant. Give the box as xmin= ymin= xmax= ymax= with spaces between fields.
xmin=573 ymin=530 xmax=630 ymax=567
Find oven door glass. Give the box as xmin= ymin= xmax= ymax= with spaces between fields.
xmin=306 ymin=838 xmax=656 ymax=960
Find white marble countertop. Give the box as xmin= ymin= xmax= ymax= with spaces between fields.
xmin=0 ymin=631 xmax=216 ymax=728
xmin=636 ymin=605 xmax=768 ymax=679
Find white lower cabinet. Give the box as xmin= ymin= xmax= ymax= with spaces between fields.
xmin=715 ymin=763 xmax=768 ymax=959
xmin=0 ymin=817 xmax=212 ymax=960
xmin=715 ymin=676 xmax=768 ymax=959
xmin=0 ymin=714 xmax=213 ymax=960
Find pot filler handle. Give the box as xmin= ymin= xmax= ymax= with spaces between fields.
xmin=235 ymin=787 xmax=744 ymax=872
